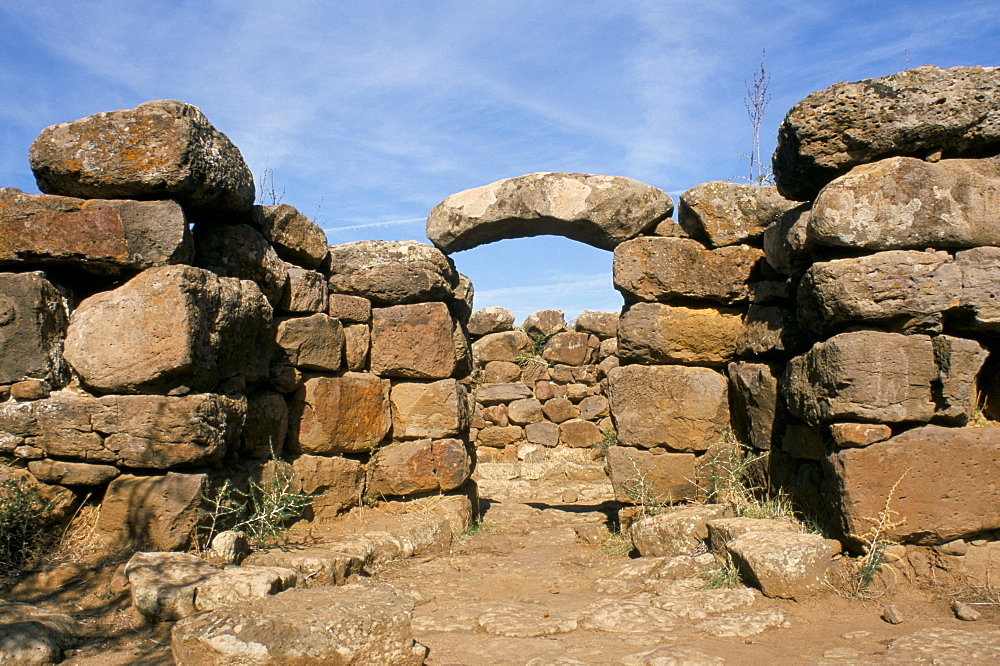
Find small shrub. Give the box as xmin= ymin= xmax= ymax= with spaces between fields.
xmin=600 ymin=529 xmax=634 ymax=558
xmin=199 ymin=464 xmax=312 ymax=551
xmin=593 ymin=428 xmax=617 ymax=457
xmin=702 ymin=552 xmax=744 ymax=589
xmin=455 ymin=520 xmax=491 ymax=539
xmin=841 ymin=470 xmax=909 ymax=598
xmin=0 ymin=475 xmax=51 ymax=577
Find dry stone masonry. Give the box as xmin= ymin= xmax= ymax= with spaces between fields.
xmin=2 ymin=64 xmax=1000 ymax=663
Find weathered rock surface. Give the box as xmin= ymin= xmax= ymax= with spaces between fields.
xmin=0 ymin=271 xmax=68 ymax=386
xmin=810 ymin=156 xmax=1000 ymax=250
xmin=126 ymin=552 xmax=297 ymax=622
xmin=390 ymin=379 xmax=468 ymax=439
xmin=368 ymin=439 xmax=471 ymax=496
xmin=773 ymin=65 xmax=1000 ymax=201
xmin=727 ymin=531 xmax=831 ymax=599
xmin=621 ymin=645 xmax=725 ymax=665
xmin=0 ymin=391 xmax=245 ymax=468
xmin=427 ymin=172 xmax=672 ymax=253
xmin=523 ymin=309 xmax=566 ymax=338
xmin=885 ymin=627 xmax=1000 ymax=664
xmin=97 ymin=473 xmax=207 ymax=551
xmin=64 ymin=265 xmax=272 ymax=394
xmin=26 ymin=459 xmax=119 ymax=486
xmin=0 ymin=188 xmax=192 ymax=274
xmin=574 ymin=310 xmax=619 ymax=339
xmin=679 ymin=181 xmax=797 ymax=247
xmin=0 ymin=601 xmax=78 ymax=665
xmin=287 ymin=373 xmax=391 ymax=454
xmin=608 ymin=365 xmax=730 ymax=451
xmin=729 ymin=362 xmax=782 ymax=450
xmin=328 ymin=240 xmax=457 ymax=305
xmin=30 ymin=100 xmax=254 ymax=212
xmin=630 ymin=505 xmax=733 ymax=557
xmin=558 ymin=419 xmax=602 ymax=448
xmin=783 ymin=331 xmax=937 ymax=425
xmin=170 ymin=584 xmax=427 ymax=665
xmin=618 ymin=302 xmax=744 ymax=366
xmin=934 ymin=335 xmax=989 ymax=424
xmin=290 ymin=454 xmax=363 ymax=518
xmin=194 ymin=223 xmax=288 ymax=305
xmin=254 ymin=203 xmax=329 ymax=269
xmin=278 ymin=266 xmax=327 ymax=313
xmin=762 ymin=204 xmax=813 ymax=274
xmin=506 ymin=397 xmax=543 ymax=425
xmin=542 ymin=331 xmax=594 ymax=366
xmin=273 ymin=313 xmax=344 ymax=371
xmin=707 ymin=517 xmax=799 ymax=555
xmin=466 ymin=306 xmax=515 ymax=336
xmin=471 ymin=330 xmax=532 ymax=363
xmin=240 ymin=392 xmax=288 ymax=458
xmin=327 ymin=293 xmax=371 ymax=323
xmin=825 ymin=425 xmax=1000 ymax=546
xmin=736 ymin=305 xmax=803 ymax=357
xmin=614 ymin=237 xmax=763 ymax=305
xmin=605 ymin=446 xmax=698 ymax=505
xmin=475 ymin=382 xmax=533 ymax=405
xmin=370 ymin=302 xmax=457 ymax=379
xmin=828 ymin=422 xmax=892 ymax=449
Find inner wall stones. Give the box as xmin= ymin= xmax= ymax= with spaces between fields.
xmin=1 ymin=64 xmax=999 ymax=562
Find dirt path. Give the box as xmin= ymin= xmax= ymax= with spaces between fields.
xmin=373 ymin=472 xmax=1000 ymax=665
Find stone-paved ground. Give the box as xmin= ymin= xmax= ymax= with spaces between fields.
xmin=373 ymin=469 xmax=1000 ymax=665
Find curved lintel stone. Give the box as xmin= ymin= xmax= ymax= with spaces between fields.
xmin=426 ymin=172 xmax=673 ymax=253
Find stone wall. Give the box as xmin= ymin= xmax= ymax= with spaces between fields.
xmin=0 ymin=100 xmax=475 ymax=552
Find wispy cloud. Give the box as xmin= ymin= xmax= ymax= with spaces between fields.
xmin=323 ymin=218 xmax=425 ymax=233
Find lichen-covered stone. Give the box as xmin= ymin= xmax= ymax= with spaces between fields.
xmin=618 ymin=302 xmax=744 ymax=367
xmin=30 ymin=100 xmax=254 ymax=212
xmin=367 ymin=439 xmax=471 ymax=496
xmin=678 ymin=181 xmax=797 ymax=247
xmin=370 ymin=302 xmax=457 ymax=379
xmin=287 ymin=373 xmax=390 ymax=454
xmin=254 ymin=203 xmax=329 ymax=269
xmin=427 ymin=172 xmax=672 ymax=253
xmin=0 ymin=271 xmax=68 ymax=386
xmin=390 ymin=379 xmax=468 ymax=439
xmin=328 ymin=240 xmax=457 ymax=305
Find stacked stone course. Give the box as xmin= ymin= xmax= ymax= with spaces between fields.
xmin=0 ymin=100 xmax=475 ymax=552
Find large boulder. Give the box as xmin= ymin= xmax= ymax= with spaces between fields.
xmin=0 ymin=188 xmax=192 ymax=274
xmin=797 ymin=250 xmax=958 ymax=335
xmin=784 ymin=332 xmax=935 ymax=425
xmin=618 ymin=302 xmax=744 ymax=367
xmin=574 ymin=310 xmax=619 ymax=339
xmin=608 ymin=365 xmax=730 ymax=452
xmin=327 ymin=240 xmax=457 ymax=305
xmin=427 ymin=172 xmax=672 ymax=253
xmin=63 ymin=265 xmax=272 ymax=394
xmin=471 ymin=330 xmax=532 ymax=363
xmin=96 ymin=473 xmax=207 ymax=551
xmin=0 ymin=272 xmax=68 ymax=386
xmin=678 ymin=181 xmax=797 ymax=247
xmin=170 ymin=585 xmax=427 ymax=665
xmin=370 ymin=302 xmax=457 ymax=379
xmin=629 ymin=505 xmax=732 ymax=557
xmin=367 ymin=439 xmax=471 ymax=496
xmin=726 ymin=531 xmax=832 ymax=599
xmin=193 ymin=223 xmax=288 ymax=306
xmin=825 ymin=425 xmax=1000 ymax=547
xmin=614 ymin=237 xmax=763 ymax=305
xmin=810 ymin=156 xmax=1000 ymax=250
xmin=287 ymin=374 xmax=391 ymax=454
xmin=773 ymin=65 xmax=1000 ymax=201
xmin=254 ymin=203 xmax=329 ymax=269
xmin=29 ymin=100 xmax=254 ymax=212
xmin=0 ymin=391 xmax=245 ymax=468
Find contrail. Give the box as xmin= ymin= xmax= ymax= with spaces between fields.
xmin=323 ymin=217 xmax=424 ymax=232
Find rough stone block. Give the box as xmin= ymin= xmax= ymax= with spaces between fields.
xmin=728 ymin=362 xmax=782 ymax=450
xmin=277 ymin=266 xmax=328 ymax=314
xmin=274 ymin=313 xmax=344 ymax=371
xmin=291 ymin=454 xmax=363 ymax=518
xmin=614 ymin=237 xmax=764 ymax=305
xmin=29 ymin=100 xmax=255 ymax=212
xmin=825 ymin=425 xmax=1000 ymax=547
xmin=97 ymin=472 xmax=207 ymax=551
xmin=194 ymin=223 xmax=288 ymax=306
xmin=575 ymin=310 xmax=619 ymax=339
xmin=240 ymin=392 xmax=289 ymax=459
xmin=542 ymin=331 xmax=593 ymax=366
xmin=727 ymin=531 xmax=832 ymax=599
xmin=467 ymin=306 xmax=515 ymax=336
xmin=678 ymin=181 xmax=797 ymax=248
xmin=328 ymin=240 xmax=457 ymax=305
xmin=0 ymin=188 xmax=193 ymax=274
xmin=605 ymin=446 xmax=698 ymax=505
xmin=371 ymin=302 xmax=456 ymax=379
xmin=327 ymin=293 xmax=371 ymax=323
xmin=558 ymin=419 xmax=602 ymax=448
xmin=390 ymin=379 xmax=467 ymax=439
xmin=254 ymin=203 xmax=329 ymax=269
xmin=64 ymin=265 xmax=272 ymax=394
xmin=287 ymin=373 xmax=391 ymax=454
xmin=344 ymin=324 xmax=370 ymax=371
xmin=629 ymin=504 xmax=733 ymax=557
xmin=0 ymin=271 xmax=68 ymax=386
xmin=619 ymin=302 xmax=743 ymax=367
xmin=472 ymin=330 xmax=532 ymax=364
xmin=368 ymin=439 xmax=471 ymax=496
xmin=608 ymin=365 xmax=730 ymax=452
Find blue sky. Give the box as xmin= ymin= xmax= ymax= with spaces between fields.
xmin=1 ymin=1 xmax=997 ymax=323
